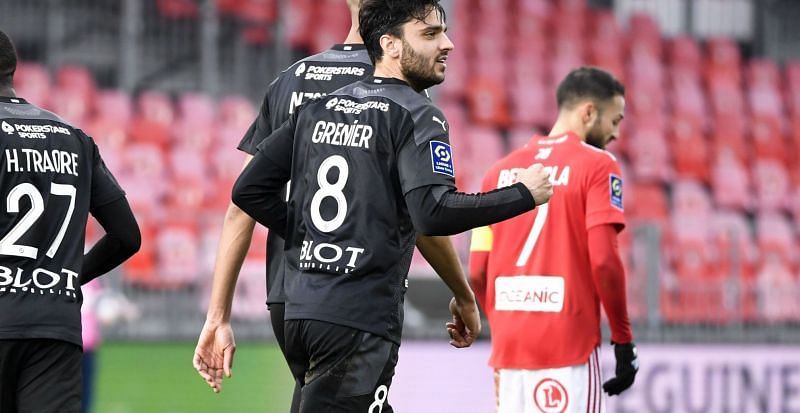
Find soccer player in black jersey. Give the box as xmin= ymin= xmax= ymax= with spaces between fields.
xmin=193 ymin=0 xmax=475 ymax=408
xmin=0 ymin=31 xmax=140 ymax=413
xmin=231 ymin=1 xmax=553 ymax=411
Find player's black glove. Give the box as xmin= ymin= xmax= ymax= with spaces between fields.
xmin=602 ymin=342 xmax=638 ymax=396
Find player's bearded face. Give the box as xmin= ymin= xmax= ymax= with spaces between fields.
xmin=399 ymin=8 xmax=452 ymax=91
xmin=586 ymin=96 xmax=625 ymax=150
xmin=400 ymin=38 xmax=444 ymax=90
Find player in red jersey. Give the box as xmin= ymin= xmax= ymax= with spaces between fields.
xmin=469 ymin=67 xmax=638 ymax=412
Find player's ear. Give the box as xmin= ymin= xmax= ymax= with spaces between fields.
xmin=582 ymin=101 xmax=598 ymax=127
xmin=380 ymin=34 xmax=401 ymax=59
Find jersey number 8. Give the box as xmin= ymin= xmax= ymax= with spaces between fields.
xmin=310 ymin=155 xmax=349 ymax=233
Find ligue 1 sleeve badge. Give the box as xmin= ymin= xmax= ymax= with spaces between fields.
xmin=610 ymin=174 xmax=623 ymax=211
xmin=430 ymin=140 xmax=454 ymax=177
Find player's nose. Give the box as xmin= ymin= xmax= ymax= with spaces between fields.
xmin=440 ymin=33 xmax=454 ymax=52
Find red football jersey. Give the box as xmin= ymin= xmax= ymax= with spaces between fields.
xmin=470 ymin=132 xmax=625 ymax=369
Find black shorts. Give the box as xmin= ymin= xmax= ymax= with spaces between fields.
xmin=0 ymin=339 xmax=82 ymax=413
xmin=285 ymin=319 xmax=399 ymax=413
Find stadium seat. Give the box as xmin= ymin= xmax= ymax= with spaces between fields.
xmin=669 ymin=35 xmax=702 ymax=73
xmin=466 ymin=77 xmax=511 ymax=128
xmin=627 ymin=183 xmax=669 ymax=225
xmin=710 ymin=210 xmax=758 ymax=280
xmin=509 ymin=76 xmax=551 ymax=128
xmin=14 ymin=62 xmax=50 ymax=106
xmin=669 ymin=115 xmax=709 ymax=182
xmin=218 ymin=95 xmax=256 ymax=132
xmin=755 ymin=256 xmax=800 ymax=322
xmin=177 ymin=92 xmax=215 ymax=126
xmin=709 ymin=114 xmax=749 ymax=163
xmin=231 ymin=0 xmax=277 ymax=24
xmin=627 ymin=13 xmax=662 ymax=59
xmin=711 ymin=148 xmax=752 ymax=211
xmin=755 ymin=212 xmax=797 ymax=268
xmin=626 ymin=124 xmax=671 ymax=183
xmin=156 ymin=0 xmax=198 ymax=19
xmin=704 ymin=37 xmax=742 ymax=86
xmin=750 ymin=115 xmax=787 ymax=164
xmin=55 ymin=64 xmax=96 ymax=101
xmin=168 ymin=145 xmax=208 ymax=181
xmin=747 ymin=59 xmax=781 ymax=89
xmin=122 ymin=218 xmax=158 ymax=285
xmin=85 ymin=117 xmax=129 ymax=153
xmin=46 ymin=87 xmax=90 ymax=125
xmin=671 ymin=179 xmax=713 ymax=219
xmin=95 ymin=90 xmax=133 ymax=124
xmin=155 ymin=222 xmax=201 ymax=286
xmin=748 ymin=86 xmax=784 ymax=126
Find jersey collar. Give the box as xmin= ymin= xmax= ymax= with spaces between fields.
xmin=332 ymin=44 xmax=366 ymax=51
xmin=531 ymin=131 xmax=581 ymax=145
xmin=0 ymin=96 xmax=27 ymax=104
xmin=367 ymin=76 xmax=409 ymax=86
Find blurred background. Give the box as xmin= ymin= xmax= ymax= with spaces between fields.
xmin=2 ymin=0 xmax=800 ymax=411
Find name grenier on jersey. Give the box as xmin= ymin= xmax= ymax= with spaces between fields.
xmin=298 ymin=96 xmax=390 ymax=274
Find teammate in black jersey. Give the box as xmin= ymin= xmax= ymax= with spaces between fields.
xmin=0 ymin=31 xmax=140 ymax=413
xmin=193 ymin=0 xmax=474 ymax=409
xmin=231 ymin=1 xmax=553 ymax=411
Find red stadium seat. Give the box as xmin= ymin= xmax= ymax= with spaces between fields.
xmin=755 ymin=213 xmax=797 ymax=268
xmin=626 ymin=125 xmax=671 ymax=183
xmin=671 ymin=179 xmax=712 ymax=219
xmin=177 ymin=92 xmax=215 ymax=126
xmin=627 ymin=183 xmax=669 ymax=225
xmin=232 ymin=0 xmax=277 ymax=24
xmin=165 ymin=176 xmax=208 ymax=211
xmin=669 ymin=35 xmax=702 ymax=73
xmin=155 ymin=222 xmax=201 ymax=286
xmin=169 ymin=145 xmax=208 ymax=181
xmin=122 ymin=218 xmax=158 ymax=285
xmin=466 ymin=77 xmax=511 ymax=128
xmin=509 ymin=76 xmax=551 ymax=128
xmin=708 ymin=78 xmax=745 ymax=118
xmin=218 ymin=95 xmax=256 ymax=132
xmin=627 ymin=13 xmax=662 ymax=58
xmin=709 ymin=114 xmax=749 ymax=163
xmin=137 ymin=91 xmax=175 ymax=125
xmin=46 ymin=87 xmax=90 ymax=125
xmin=156 ymin=0 xmax=198 ymax=18
xmin=85 ymin=117 xmax=129 ymax=152
xmin=747 ymin=59 xmax=781 ymax=89
xmin=748 ymin=86 xmax=784 ymax=125
xmin=14 ymin=62 xmax=50 ymax=106
xmin=55 ymin=65 xmax=96 ymax=100
xmin=711 ymin=148 xmax=752 ymax=211
xmin=755 ymin=256 xmax=800 ymax=322
xmin=123 ymin=142 xmax=167 ymax=179
xmin=286 ymin=0 xmax=315 ymax=49
xmin=704 ymin=37 xmax=742 ymax=86
xmin=710 ymin=210 xmax=758 ymax=280
xmin=669 ymin=76 xmax=707 ymax=130
xmin=752 ymin=159 xmax=791 ymax=213
xmin=94 ymin=90 xmax=133 ymax=124
xmin=750 ymin=115 xmax=787 ymax=163
xmin=670 ymin=116 xmax=709 ymax=183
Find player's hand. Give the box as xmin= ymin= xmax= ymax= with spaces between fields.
xmin=446 ymin=296 xmax=481 ymax=348
xmin=603 ymin=342 xmax=638 ymax=396
xmin=517 ymin=163 xmax=553 ymax=205
xmin=193 ymin=321 xmax=236 ymax=393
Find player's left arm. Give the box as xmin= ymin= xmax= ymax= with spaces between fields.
xmin=81 ymin=140 xmax=141 ymax=285
xmin=415 ymin=235 xmax=480 ymax=348
xmin=585 ymin=156 xmax=637 ymax=395
xmin=231 ymin=116 xmax=295 ymax=237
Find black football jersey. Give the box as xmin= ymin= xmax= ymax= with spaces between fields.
xmin=238 ymin=44 xmax=372 ymax=304
xmin=0 ymin=96 xmax=125 ymax=346
xmin=257 ymin=77 xmax=457 ymax=343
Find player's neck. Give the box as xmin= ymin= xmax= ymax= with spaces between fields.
xmin=373 ymin=63 xmax=413 ymax=89
xmin=548 ymin=117 xmax=586 ymax=141
xmin=343 ymin=29 xmax=363 ymax=44
xmin=0 ymin=86 xmax=16 ymax=98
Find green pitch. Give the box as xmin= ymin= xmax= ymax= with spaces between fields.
xmin=94 ymin=342 xmax=294 ymax=413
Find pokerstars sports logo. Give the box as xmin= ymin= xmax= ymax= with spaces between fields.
xmin=326 ymin=98 xmax=339 ymax=110
xmin=295 ymin=63 xmax=307 ymax=77
xmin=533 ymin=378 xmax=568 ymax=413
xmin=2 ymin=121 xmax=14 ymax=135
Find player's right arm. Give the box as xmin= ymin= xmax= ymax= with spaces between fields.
xmin=195 ymin=90 xmax=273 ymax=393
xmin=194 ymin=155 xmax=257 ymax=394
xmin=415 ymin=235 xmax=480 ymax=348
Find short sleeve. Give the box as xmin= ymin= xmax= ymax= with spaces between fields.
xmin=396 ymin=105 xmax=457 ymax=194
xmin=238 ymin=83 xmax=275 ymax=155
xmin=90 ymin=141 xmax=126 ymax=209
xmin=585 ymin=156 xmax=626 ymax=231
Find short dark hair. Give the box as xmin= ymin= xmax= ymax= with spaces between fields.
xmin=556 ymin=67 xmax=625 ymax=110
xmin=359 ymin=0 xmax=446 ymax=64
xmin=0 ymin=31 xmax=17 ymax=88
